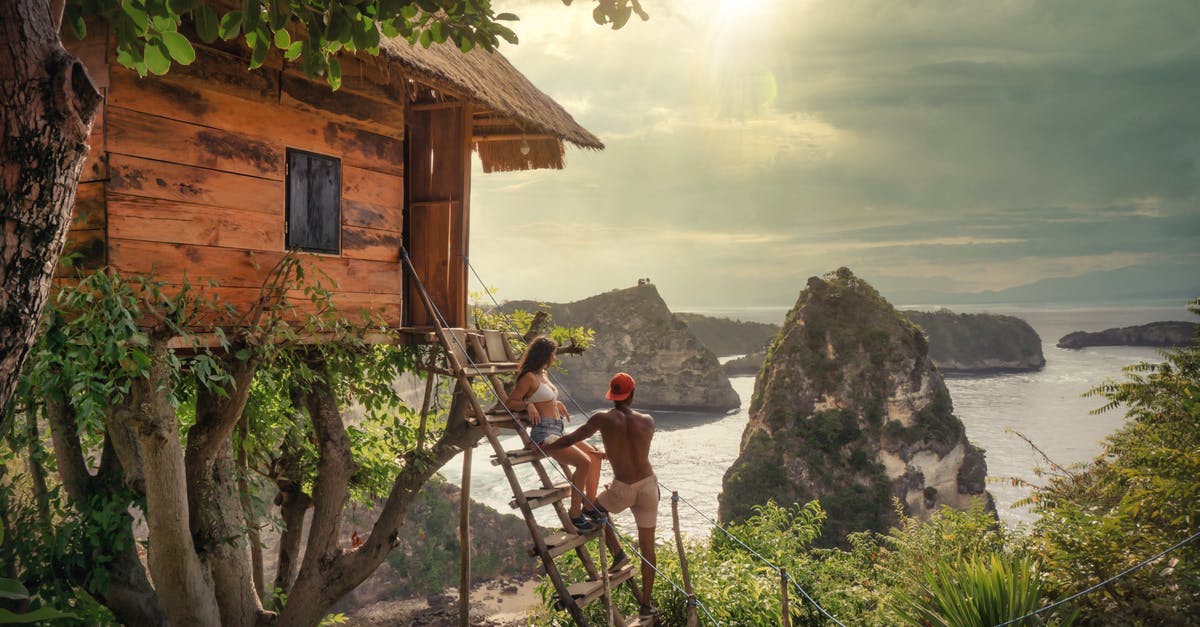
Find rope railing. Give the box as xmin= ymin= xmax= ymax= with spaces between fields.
xmin=423 ymin=253 xmax=722 ymax=623
xmin=664 ymin=482 xmax=849 ymax=627
xmin=993 ymin=529 xmax=1200 ymax=627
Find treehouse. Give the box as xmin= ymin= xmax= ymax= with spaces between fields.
xmin=58 ymin=23 xmax=659 ymax=626
xmin=60 ymin=24 xmax=602 ymax=334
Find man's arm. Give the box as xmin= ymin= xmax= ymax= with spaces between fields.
xmin=542 ymin=413 xmax=603 ymax=451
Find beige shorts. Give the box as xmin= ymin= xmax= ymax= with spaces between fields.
xmin=597 ymin=474 xmax=659 ymax=528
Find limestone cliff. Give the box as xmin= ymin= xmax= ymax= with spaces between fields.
xmin=903 ymin=310 xmax=1045 ymax=373
xmin=1057 ymin=321 xmax=1198 ymax=349
xmin=718 ymin=268 xmax=993 ymax=546
xmin=675 ymin=313 xmax=779 ymax=357
xmin=503 ymin=285 xmax=740 ymax=411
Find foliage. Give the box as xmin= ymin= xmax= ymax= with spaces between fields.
xmin=1027 ymin=299 xmax=1200 ymax=623
xmin=894 ymin=554 xmax=1075 ymax=627
xmin=0 ymin=577 xmax=77 ymax=624
xmin=64 ymin=0 xmax=648 ymax=90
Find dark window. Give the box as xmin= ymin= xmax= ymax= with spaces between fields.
xmin=286 ymin=149 xmax=341 ymax=254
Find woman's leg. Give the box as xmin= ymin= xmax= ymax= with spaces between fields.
xmin=550 ymin=444 xmax=593 ymax=517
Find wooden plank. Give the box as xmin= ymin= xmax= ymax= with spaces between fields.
xmin=184 ymin=285 xmax=401 ymax=328
xmin=342 ymin=199 xmax=403 ymax=231
xmin=406 ymin=201 xmax=454 ymax=327
xmin=164 ymin=43 xmax=279 ymax=104
xmin=509 ymin=484 xmax=570 ymax=511
xmin=562 ymin=565 xmax=637 ymax=610
xmin=280 ymin=71 xmax=406 ymax=137
xmin=108 ymin=154 xmax=283 ymax=216
xmin=106 ymin=106 xmax=283 ymax=180
xmin=108 ymin=238 xmax=402 ymax=293
xmin=342 ymin=165 xmax=403 ymax=207
xmin=341 ymin=225 xmax=401 ymax=262
xmin=71 ymin=181 xmax=106 ymax=230
xmin=107 ymin=194 xmax=284 ymax=251
xmin=107 ymin=70 xmax=405 ymax=176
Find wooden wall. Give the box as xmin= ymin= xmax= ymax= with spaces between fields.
xmin=62 ymin=28 xmax=419 ymax=328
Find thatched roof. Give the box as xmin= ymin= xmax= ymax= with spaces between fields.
xmin=378 ymin=39 xmax=604 ymax=172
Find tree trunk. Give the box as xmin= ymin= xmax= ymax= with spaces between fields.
xmin=238 ymin=415 xmax=267 ymax=602
xmin=124 ymin=338 xmax=222 ymax=627
xmin=271 ymin=417 xmax=313 ymax=604
xmin=277 ymin=387 xmax=481 ymax=626
xmin=0 ymin=0 xmax=100 ymax=416
xmin=45 ymin=397 xmax=166 ymax=625
xmin=187 ymin=359 xmax=268 ymax=627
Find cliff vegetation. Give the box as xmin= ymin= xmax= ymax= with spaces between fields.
xmin=903 ymin=310 xmax=1046 ymax=373
xmin=1058 ymin=320 xmax=1198 ymax=349
xmin=719 ymin=268 xmax=992 ymax=547
xmin=502 ymin=284 xmax=739 ymax=411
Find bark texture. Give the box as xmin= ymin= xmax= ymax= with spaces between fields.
xmin=187 ymin=359 xmax=269 ymax=627
xmin=123 ymin=339 xmax=222 ymax=626
xmin=0 ymin=0 xmax=100 ymax=415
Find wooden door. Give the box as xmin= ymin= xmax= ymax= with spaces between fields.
xmin=405 ymin=103 xmax=471 ymax=328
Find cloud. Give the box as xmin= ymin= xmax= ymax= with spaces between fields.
xmin=467 ymin=0 xmax=1200 ymax=307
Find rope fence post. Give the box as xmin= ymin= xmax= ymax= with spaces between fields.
xmin=599 ymin=528 xmax=613 ymax=627
xmin=780 ymin=568 xmax=791 ymax=627
xmin=672 ymin=492 xmax=699 ymax=627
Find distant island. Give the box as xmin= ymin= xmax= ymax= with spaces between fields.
xmin=674 ymin=313 xmax=778 ymax=356
xmin=1057 ymin=321 xmax=1198 ymax=349
xmin=902 ymin=310 xmax=1045 ymax=373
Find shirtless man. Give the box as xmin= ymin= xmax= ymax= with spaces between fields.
xmin=543 ymin=372 xmax=659 ymax=617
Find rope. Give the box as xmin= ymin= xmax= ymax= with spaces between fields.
xmin=664 ymin=482 xmax=849 ymax=627
xmin=992 ymin=529 xmax=1200 ymax=627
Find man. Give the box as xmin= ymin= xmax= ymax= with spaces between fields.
xmin=543 ymin=372 xmax=659 ymax=617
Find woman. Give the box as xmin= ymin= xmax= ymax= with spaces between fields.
xmin=504 ymin=336 xmax=604 ymax=532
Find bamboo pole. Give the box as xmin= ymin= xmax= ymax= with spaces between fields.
xmin=459 ymin=447 xmax=473 ymax=626
xmin=671 ymin=492 xmax=698 ymax=627
xmin=780 ymin=568 xmax=791 ymax=627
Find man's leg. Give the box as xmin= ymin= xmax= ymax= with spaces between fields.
xmin=636 ymin=526 xmax=656 ymax=607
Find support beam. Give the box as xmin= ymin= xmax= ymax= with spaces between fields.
xmin=459 ymin=447 xmax=473 ymax=626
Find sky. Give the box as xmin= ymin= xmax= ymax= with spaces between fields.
xmin=466 ymin=0 xmax=1200 ymax=309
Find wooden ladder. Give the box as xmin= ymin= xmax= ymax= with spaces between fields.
xmin=402 ymin=255 xmax=652 ymax=626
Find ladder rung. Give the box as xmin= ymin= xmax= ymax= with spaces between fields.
xmin=492 ymin=448 xmax=542 ymax=466
xmin=558 ymin=564 xmax=636 ymax=609
xmin=510 ymin=484 xmax=570 ymax=510
xmin=531 ymin=528 xmax=603 ymax=558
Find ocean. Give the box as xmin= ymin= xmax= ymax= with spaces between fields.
xmin=439 ymin=304 xmax=1192 ymax=540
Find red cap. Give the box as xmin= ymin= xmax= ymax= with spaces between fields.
xmin=606 ymin=372 xmax=635 ymax=401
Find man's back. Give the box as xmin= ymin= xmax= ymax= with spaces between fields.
xmin=595 ymin=406 xmax=654 ymax=484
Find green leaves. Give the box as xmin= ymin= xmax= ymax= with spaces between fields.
xmin=218 ymin=10 xmax=244 ymax=40
xmin=194 ymin=4 xmax=219 ymax=42
xmin=160 ymin=31 xmax=196 ymax=64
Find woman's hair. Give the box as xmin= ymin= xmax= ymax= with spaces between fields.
xmin=517 ymin=336 xmax=557 ymax=382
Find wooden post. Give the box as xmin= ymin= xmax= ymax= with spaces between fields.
xmin=671 ymin=492 xmax=698 ymax=627
xmin=780 ymin=568 xmax=791 ymax=627
xmin=416 ymin=367 xmax=435 ymax=450
xmin=599 ymin=525 xmax=613 ymax=627
xmin=459 ymin=447 xmax=473 ymax=626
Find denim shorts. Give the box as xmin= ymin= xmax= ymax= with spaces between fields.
xmin=529 ymin=418 xmax=565 ymax=445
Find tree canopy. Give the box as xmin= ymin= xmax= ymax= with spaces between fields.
xmin=64 ymin=0 xmax=649 ymax=89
